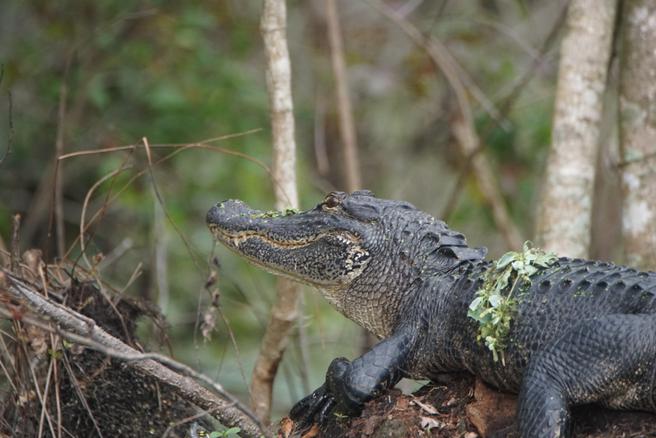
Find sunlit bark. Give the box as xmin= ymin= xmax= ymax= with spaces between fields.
xmin=619 ymin=0 xmax=656 ymax=270
xmin=536 ymin=0 xmax=618 ymax=257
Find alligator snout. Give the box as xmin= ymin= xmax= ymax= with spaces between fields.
xmin=206 ymin=200 xmax=261 ymax=232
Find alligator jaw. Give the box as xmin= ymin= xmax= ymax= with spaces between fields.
xmin=206 ymin=200 xmax=370 ymax=287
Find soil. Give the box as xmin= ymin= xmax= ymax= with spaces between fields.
xmin=279 ymin=373 xmax=656 ymax=438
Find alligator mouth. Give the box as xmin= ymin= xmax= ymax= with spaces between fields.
xmin=208 ymin=223 xmax=360 ymax=250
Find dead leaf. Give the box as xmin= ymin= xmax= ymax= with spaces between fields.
xmin=301 ymin=424 xmax=320 ymax=438
xmin=412 ymin=398 xmax=439 ymax=415
xmin=26 ymin=325 xmax=47 ymax=356
xmin=278 ymin=417 xmax=293 ymax=438
xmin=420 ymin=416 xmax=445 ymax=431
xmin=395 ymin=396 xmax=410 ymax=410
xmin=200 ymin=309 xmax=216 ymax=341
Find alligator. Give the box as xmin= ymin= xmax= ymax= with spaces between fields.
xmin=206 ymin=190 xmax=656 ymax=438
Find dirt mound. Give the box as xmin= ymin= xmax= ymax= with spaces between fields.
xmin=280 ymin=373 xmax=656 ymax=437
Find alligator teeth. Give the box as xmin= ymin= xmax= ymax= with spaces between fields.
xmin=211 ymin=227 xmax=360 ymax=250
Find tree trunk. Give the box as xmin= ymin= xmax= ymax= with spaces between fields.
xmin=536 ymin=0 xmax=618 ymax=257
xmin=252 ymin=0 xmax=302 ymax=425
xmin=619 ymin=0 xmax=656 ymax=270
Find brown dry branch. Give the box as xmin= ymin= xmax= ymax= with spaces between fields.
xmin=0 ymin=270 xmax=268 ymax=438
xmin=60 ymin=133 xmax=264 ymax=260
xmin=53 ymin=74 xmax=69 ymax=261
xmin=11 ymin=214 xmax=20 ymax=272
xmin=440 ymin=3 xmax=567 ymax=224
xmin=372 ymin=0 xmax=523 ymax=250
xmin=0 ymin=64 xmax=13 ymax=167
xmin=252 ymin=0 xmax=304 ymax=425
xmin=325 ymin=0 xmax=362 ymax=192
xmin=619 ymin=0 xmax=656 ymax=270
xmin=0 ymin=237 xmax=7 ymax=269
xmin=536 ymin=0 xmax=618 ymax=258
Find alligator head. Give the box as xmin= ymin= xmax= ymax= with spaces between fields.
xmin=207 ymin=190 xmax=486 ymax=337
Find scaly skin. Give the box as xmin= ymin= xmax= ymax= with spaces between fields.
xmin=207 ymin=191 xmax=656 ymax=438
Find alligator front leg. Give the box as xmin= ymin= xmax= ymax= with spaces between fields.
xmin=290 ymin=326 xmax=416 ymax=430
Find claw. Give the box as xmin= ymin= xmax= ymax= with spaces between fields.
xmin=317 ymin=398 xmax=336 ymax=423
xmin=290 ymin=385 xmax=335 ymax=432
xmin=290 ymin=357 xmax=367 ymax=432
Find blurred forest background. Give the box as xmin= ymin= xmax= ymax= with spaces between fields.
xmin=0 ymin=0 xmax=646 ymax=429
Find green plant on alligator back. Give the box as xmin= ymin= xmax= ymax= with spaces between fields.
xmin=467 ymin=241 xmax=557 ymax=364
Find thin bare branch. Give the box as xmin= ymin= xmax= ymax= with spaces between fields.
xmin=0 ymin=64 xmax=13 ymax=167
xmin=53 ymin=71 xmax=70 ymax=260
xmin=440 ymin=2 xmax=567 ymax=223
xmin=142 ymin=137 xmax=205 ymax=275
xmin=64 ymin=136 xmax=270 ymax=260
xmin=371 ymin=0 xmax=523 ymax=249
xmin=326 ymin=0 xmax=362 ymax=191
xmin=60 ymin=351 xmax=104 ymax=437
xmin=11 ymin=214 xmax=21 ymax=272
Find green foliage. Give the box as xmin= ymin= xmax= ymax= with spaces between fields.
xmin=249 ymin=208 xmax=299 ymax=219
xmin=209 ymin=427 xmax=241 ymax=438
xmin=468 ymin=242 xmax=556 ymax=363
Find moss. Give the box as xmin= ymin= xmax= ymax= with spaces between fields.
xmin=249 ymin=208 xmax=299 ymax=219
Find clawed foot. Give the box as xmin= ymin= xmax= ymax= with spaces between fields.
xmin=289 ymin=358 xmax=364 ymax=432
xmin=289 ymin=384 xmax=337 ymax=431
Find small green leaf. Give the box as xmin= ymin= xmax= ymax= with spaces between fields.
xmin=488 ymin=294 xmax=502 ymax=307
xmin=469 ymin=296 xmax=484 ymax=310
xmin=496 ymin=252 xmax=517 ymax=269
xmin=468 ymin=241 xmax=557 ymax=363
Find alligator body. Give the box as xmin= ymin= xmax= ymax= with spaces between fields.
xmin=206 ymin=191 xmax=656 ymax=438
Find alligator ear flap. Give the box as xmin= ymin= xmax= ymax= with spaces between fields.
xmin=438 ymin=246 xmax=486 ymax=261
xmin=448 ymin=246 xmax=487 ymax=261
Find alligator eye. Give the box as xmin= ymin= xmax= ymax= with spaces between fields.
xmin=323 ymin=193 xmax=341 ymax=209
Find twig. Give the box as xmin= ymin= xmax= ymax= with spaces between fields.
xmin=371 ymin=0 xmax=523 ymax=249
xmin=0 ymin=64 xmax=13 ymax=166
xmin=25 ymin=341 xmax=57 ymax=438
xmin=60 ymin=351 xmax=104 ymax=437
xmin=63 ymin=136 xmax=269 ymax=260
xmin=440 ymin=1 xmax=567 ymax=222
xmin=152 ymin=193 xmax=169 ymax=310
xmin=11 ymin=214 xmax=21 ymax=272
xmin=253 ymin=0 xmax=302 ymax=424
xmin=0 ymin=235 xmax=7 ymax=267
xmin=78 ymin=161 xmax=133 ymax=270
xmin=53 ymin=68 xmax=70 ymax=260
xmin=220 ymin=308 xmax=249 ymax=382
xmin=142 ymin=137 xmax=204 ymax=275
xmin=313 ymin=94 xmax=330 ymax=175
xmin=0 ymin=271 xmax=268 ymax=437
xmin=37 ymin=357 xmax=56 ymax=438
xmin=326 ymin=0 xmax=362 ymax=191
